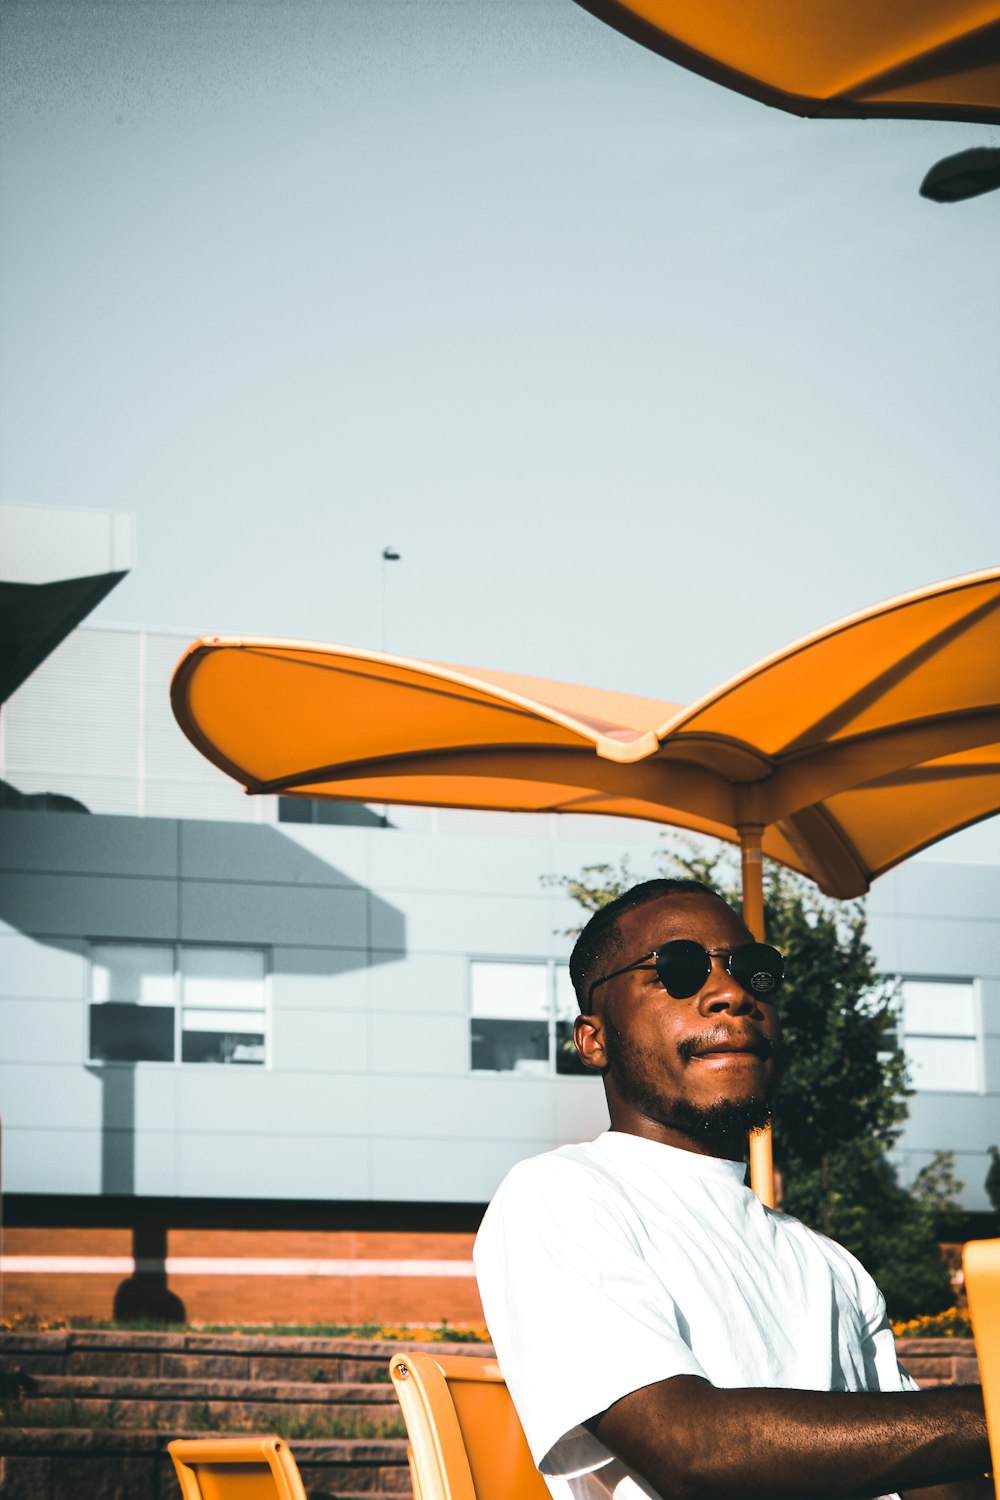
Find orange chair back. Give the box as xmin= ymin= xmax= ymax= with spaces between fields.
xmin=168 ymin=1436 xmax=307 ymax=1500
xmin=390 ymin=1352 xmax=550 ymax=1500
xmin=964 ymin=1238 xmax=1000 ymax=1499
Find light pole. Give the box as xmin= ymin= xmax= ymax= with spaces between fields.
xmin=378 ymin=546 xmax=401 ymax=650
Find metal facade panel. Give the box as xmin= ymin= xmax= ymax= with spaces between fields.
xmin=178 ymin=878 xmax=369 ymax=948
xmin=369 ymin=1011 xmax=469 ymax=1078
xmin=269 ymin=945 xmax=370 ymax=1012
xmin=176 ymin=1130 xmax=370 ymax=1199
xmin=176 ymin=1065 xmax=371 ymax=1137
xmin=0 ymin=931 xmax=87 ymax=998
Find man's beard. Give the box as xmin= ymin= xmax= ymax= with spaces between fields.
xmin=604 ymin=1025 xmax=775 ymax=1153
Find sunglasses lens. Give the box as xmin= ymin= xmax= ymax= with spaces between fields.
xmin=729 ymin=943 xmax=785 ymax=998
xmin=654 ymin=940 xmax=712 ymax=998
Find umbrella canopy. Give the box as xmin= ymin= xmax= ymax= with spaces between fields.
xmin=171 ymin=565 xmax=1000 ymax=903
xmin=171 ymin=565 xmax=1000 ymax=1205
xmin=573 ymin=0 xmax=1000 ymax=124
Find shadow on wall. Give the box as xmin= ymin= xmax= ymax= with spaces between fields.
xmin=1 ymin=813 xmax=408 ymax=1321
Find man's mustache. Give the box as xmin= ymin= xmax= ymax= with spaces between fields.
xmin=677 ymin=1026 xmax=776 ymax=1062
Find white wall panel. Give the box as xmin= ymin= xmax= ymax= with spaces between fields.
xmin=899 ymin=1091 xmax=997 ymax=1150
xmin=863 ymin=915 xmax=901 ymax=973
xmin=270 ymin=947 xmax=370 ymax=1011
xmin=179 ymin=880 xmax=367 ymax=948
xmin=278 ymin=825 xmax=372 ymax=888
xmin=0 ymin=933 xmax=87 ymax=999
xmin=369 ymin=1076 xmax=555 ymax=1141
xmin=982 ymin=1037 xmax=1000 ymax=1093
xmin=370 ymin=1135 xmax=550 ymax=1202
xmin=370 ymin=891 xmax=567 ymax=959
xmin=1 ymin=998 xmax=86 ymax=1063
xmin=178 ymin=1066 xmax=370 ymax=1136
xmin=180 ymin=822 xmax=363 ymax=887
xmin=367 ymin=951 xmax=466 ymax=1015
xmin=133 ymin=1128 xmax=179 ymax=1196
xmin=369 ymin=1013 xmax=468 ymax=1077
xmin=0 ymin=811 xmax=177 ymax=877
xmin=273 ymin=1008 xmax=368 ymax=1075
xmin=9 ymin=771 xmax=142 ymax=817
xmin=894 ymin=917 xmax=1000 ymax=979
xmin=177 ymin=1131 xmax=369 ymax=1199
xmin=369 ymin=830 xmax=556 ymax=897
xmin=554 ymin=1078 xmax=610 ymax=1143
xmin=0 ymin=872 xmax=178 ymax=940
xmin=891 ymin=863 xmax=1000 ymax=923
xmin=2 ymin=1127 xmax=103 ymax=1193
xmin=145 ymin=778 xmax=265 ymax=823
xmin=0 ymin=1062 xmax=102 ymax=1128
xmin=129 ymin=1067 xmax=180 ymax=1131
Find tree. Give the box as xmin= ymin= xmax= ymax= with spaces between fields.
xmin=986 ymin=1145 xmax=1000 ymax=1225
xmin=548 ymin=839 xmax=958 ymax=1318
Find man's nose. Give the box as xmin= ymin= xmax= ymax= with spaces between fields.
xmin=698 ymin=958 xmax=757 ymax=1015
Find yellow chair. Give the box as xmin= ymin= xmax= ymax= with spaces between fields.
xmin=964 ymin=1238 xmax=1000 ymax=1499
xmin=389 ymin=1352 xmax=550 ymax=1500
xmin=168 ymin=1436 xmax=308 ymax=1500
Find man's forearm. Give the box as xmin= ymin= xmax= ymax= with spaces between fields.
xmin=590 ymin=1376 xmax=991 ymax=1500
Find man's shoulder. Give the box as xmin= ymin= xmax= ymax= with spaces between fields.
xmin=476 ymin=1136 xmax=627 ymax=1240
xmin=495 ymin=1136 xmax=618 ymax=1200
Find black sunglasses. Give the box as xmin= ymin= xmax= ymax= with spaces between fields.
xmin=587 ymin=939 xmax=785 ymax=1007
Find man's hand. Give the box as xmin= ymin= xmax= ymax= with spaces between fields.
xmin=588 ymin=1375 xmax=991 ymax=1500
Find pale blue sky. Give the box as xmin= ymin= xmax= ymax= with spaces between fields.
xmin=2 ymin=0 xmax=998 ymax=710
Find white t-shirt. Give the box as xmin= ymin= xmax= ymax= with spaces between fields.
xmin=474 ymin=1131 xmax=917 ymax=1500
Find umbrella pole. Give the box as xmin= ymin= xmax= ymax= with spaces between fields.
xmin=739 ymin=824 xmax=776 ymax=1208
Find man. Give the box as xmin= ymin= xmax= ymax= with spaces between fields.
xmin=473 ymin=878 xmax=991 ymax=1500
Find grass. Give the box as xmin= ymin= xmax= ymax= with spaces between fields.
xmin=182 ymin=1403 xmax=405 ymax=1440
xmin=0 ymin=1392 xmax=124 ymax=1428
xmin=0 ymin=1395 xmax=406 ymax=1440
xmin=1 ymin=1317 xmax=489 ymax=1342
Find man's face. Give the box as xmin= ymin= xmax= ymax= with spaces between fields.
xmin=574 ymin=892 xmax=785 ymax=1156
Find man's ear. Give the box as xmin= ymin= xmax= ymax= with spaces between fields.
xmin=574 ymin=1013 xmax=607 ymax=1071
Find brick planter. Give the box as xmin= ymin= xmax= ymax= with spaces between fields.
xmin=894 ymin=1338 xmax=980 ymax=1387
xmin=0 ymin=1332 xmax=981 ymax=1499
xmin=0 ymin=1428 xmax=410 ymax=1500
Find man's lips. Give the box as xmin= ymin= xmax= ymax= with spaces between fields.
xmin=678 ymin=1029 xmax=773 ymax=1062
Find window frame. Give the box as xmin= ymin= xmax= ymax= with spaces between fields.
xmin=896 ymin=974 xmax=983 ymax=1095
xmin=467 ymin=956 xmax=582 ymax=1078
xmin=85 ymin=938 xmax=272 ymax=1069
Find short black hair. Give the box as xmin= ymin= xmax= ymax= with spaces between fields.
xmin=568 ymin=878 xmax=730 ymax=1011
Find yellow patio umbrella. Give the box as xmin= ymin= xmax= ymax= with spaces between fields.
xmin=573 ymin=0 xmax=1000 ymax=124
xmin=171 ymin=565 xmax=1000 ymax=1202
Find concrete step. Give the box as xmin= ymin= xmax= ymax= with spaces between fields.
xmin=0 ymin=1427 xmax=412 ymax=1500
xmin=22 ymin=1373 xmax=401 ymax=1404
xmin=0 ymin=1329 xmax=492 ymax=1386
xmin=11 ymin=1372 xmax=405 ymax=1434
xmin=14 ymin=1398 xmax=405 ymax=1435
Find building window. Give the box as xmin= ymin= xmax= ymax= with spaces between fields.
xmin=88 ymin=942 xmax=268 ymax=1065
xmin=278 ymin=797 xmax=391 ymax=828
xmin=898 ymin=978 xmax=980 ymax=1093
xmin=469 ymin=961 xmax=585 ymax=1076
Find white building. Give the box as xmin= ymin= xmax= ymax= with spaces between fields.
xmin=1 ymin=506 xmax=997 ymax=1323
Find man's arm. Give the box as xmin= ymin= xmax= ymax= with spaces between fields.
xmin=589 ymin=1375 xmax=991 ymax=1500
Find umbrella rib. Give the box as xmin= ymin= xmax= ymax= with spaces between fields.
xmin=779 ymin=590 xmax=1000 ymax=754
xmin=253 ymin=742 xmax=604 ymax=795
xmin=780 ymin=702 xmax=1000 ymax=767
xmin=827 ymin=14 xmax=1000 ymax=103
xmin=857 ymin=761 xmax=1000 ymax=790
